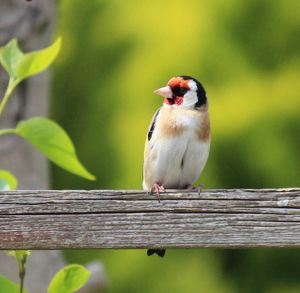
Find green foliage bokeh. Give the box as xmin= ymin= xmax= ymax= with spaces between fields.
xmin=52 ymin=0 xmax=300 ymax=292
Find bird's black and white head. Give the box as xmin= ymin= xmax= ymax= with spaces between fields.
xmin=154 ymin=76 xmax=207 ymax=109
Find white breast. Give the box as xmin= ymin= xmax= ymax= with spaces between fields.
xmin=143 ymin=107 xmax=210 ymax=190
xmin=179 ymin=139 xmax=210 ymax=187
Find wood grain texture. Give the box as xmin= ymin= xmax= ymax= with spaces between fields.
xmin=0 ymin=188 xmax=300 ymax=249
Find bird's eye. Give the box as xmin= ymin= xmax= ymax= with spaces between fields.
xmin=180 ymin=88 xmax=188 ymax=95
xmin=172 ymin=86 xmax=187 ymax=97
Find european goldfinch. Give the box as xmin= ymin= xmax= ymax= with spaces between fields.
xmin=143 ymin=76 xmax=210 ymax=257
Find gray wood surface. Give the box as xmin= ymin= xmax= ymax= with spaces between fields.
xmin=0 ymin=188 xmax=300 ymax=249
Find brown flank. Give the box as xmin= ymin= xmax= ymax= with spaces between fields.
xmin=197 ymin=112 xmax=210 ymax=141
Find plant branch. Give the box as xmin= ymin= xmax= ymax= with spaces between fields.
xmin=18 ymin=254 xmax=27 ymax=293
xmin=0 ymin=78 xmax=18 ymax=118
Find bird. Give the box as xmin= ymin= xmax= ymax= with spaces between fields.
xmin=143 ymin=75 xmax=211 ymax=257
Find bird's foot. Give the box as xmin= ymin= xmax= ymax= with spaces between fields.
xmin=185 ymin=184 xmax=205 ymax=195
xmin=151 ymin=183 xmax=165 ymax=202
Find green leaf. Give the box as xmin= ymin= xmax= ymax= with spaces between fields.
xmin=7 ymin=250 xmax=31 ymax=262
xmin=16 ymin=38 xmax=61 ymax=81
xmin=15 ymin=117 xmax=95 ymax=180
xmin=0 ymin=274 xmax=29 ymax=293
xmin=0 ymin=170 xmax=18 ymax=190
xmin=48 ymin=264 xmax=91 ymax=293
xmin=0 ymin=39 xmax=24 ymax=79
xmin=0 ymin=37 xmax=61 ymax=83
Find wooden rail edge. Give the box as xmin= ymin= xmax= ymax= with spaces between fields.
xmin=0 ymin=188 xmax=300 ymax=249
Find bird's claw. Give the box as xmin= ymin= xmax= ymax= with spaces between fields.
xmin=186 ymin=184 xmax=204 ymax=195
xmin=196 ymin=184 xmax=204 ymax=195
xmin=151 ymin=183 xmax=165 ymax=202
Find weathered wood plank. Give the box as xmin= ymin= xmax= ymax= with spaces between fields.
xmin=0 ymin=188 xmax=300 ymax=249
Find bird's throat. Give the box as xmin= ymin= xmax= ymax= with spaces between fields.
xmin=164 ymin=96 xmax=183 ymax=106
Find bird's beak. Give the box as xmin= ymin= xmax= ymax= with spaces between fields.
xmin=154 ymin=86 xmax=172 ymax=98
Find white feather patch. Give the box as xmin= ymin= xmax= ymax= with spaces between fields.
xmin=143 ymin=108 xmax=210 ymax=190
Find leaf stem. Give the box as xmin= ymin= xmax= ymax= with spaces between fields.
xmin=18 ymin=254 xmax=27 ymax=293
xmin=0 ymin=78 xmax=17 ymax=119
xmin=0 ymin=128 xmax=15 ymax=136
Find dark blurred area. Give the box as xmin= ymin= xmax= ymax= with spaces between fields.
xmin=52 ymin=0 xmax=300 ymax=292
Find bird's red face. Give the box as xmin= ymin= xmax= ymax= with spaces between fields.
xmin=154 ymin=77 xmax=190 ymax=106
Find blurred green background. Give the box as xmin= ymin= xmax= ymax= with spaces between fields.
xmin=52 ymin=0 xmax=300 ymax=292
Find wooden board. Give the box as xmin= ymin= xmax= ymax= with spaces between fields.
xmin=0 ymin=188 xmax=300 ymax=249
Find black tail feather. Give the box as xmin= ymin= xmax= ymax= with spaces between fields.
xmin=147 ymin=249 xmax=166 ymax=257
